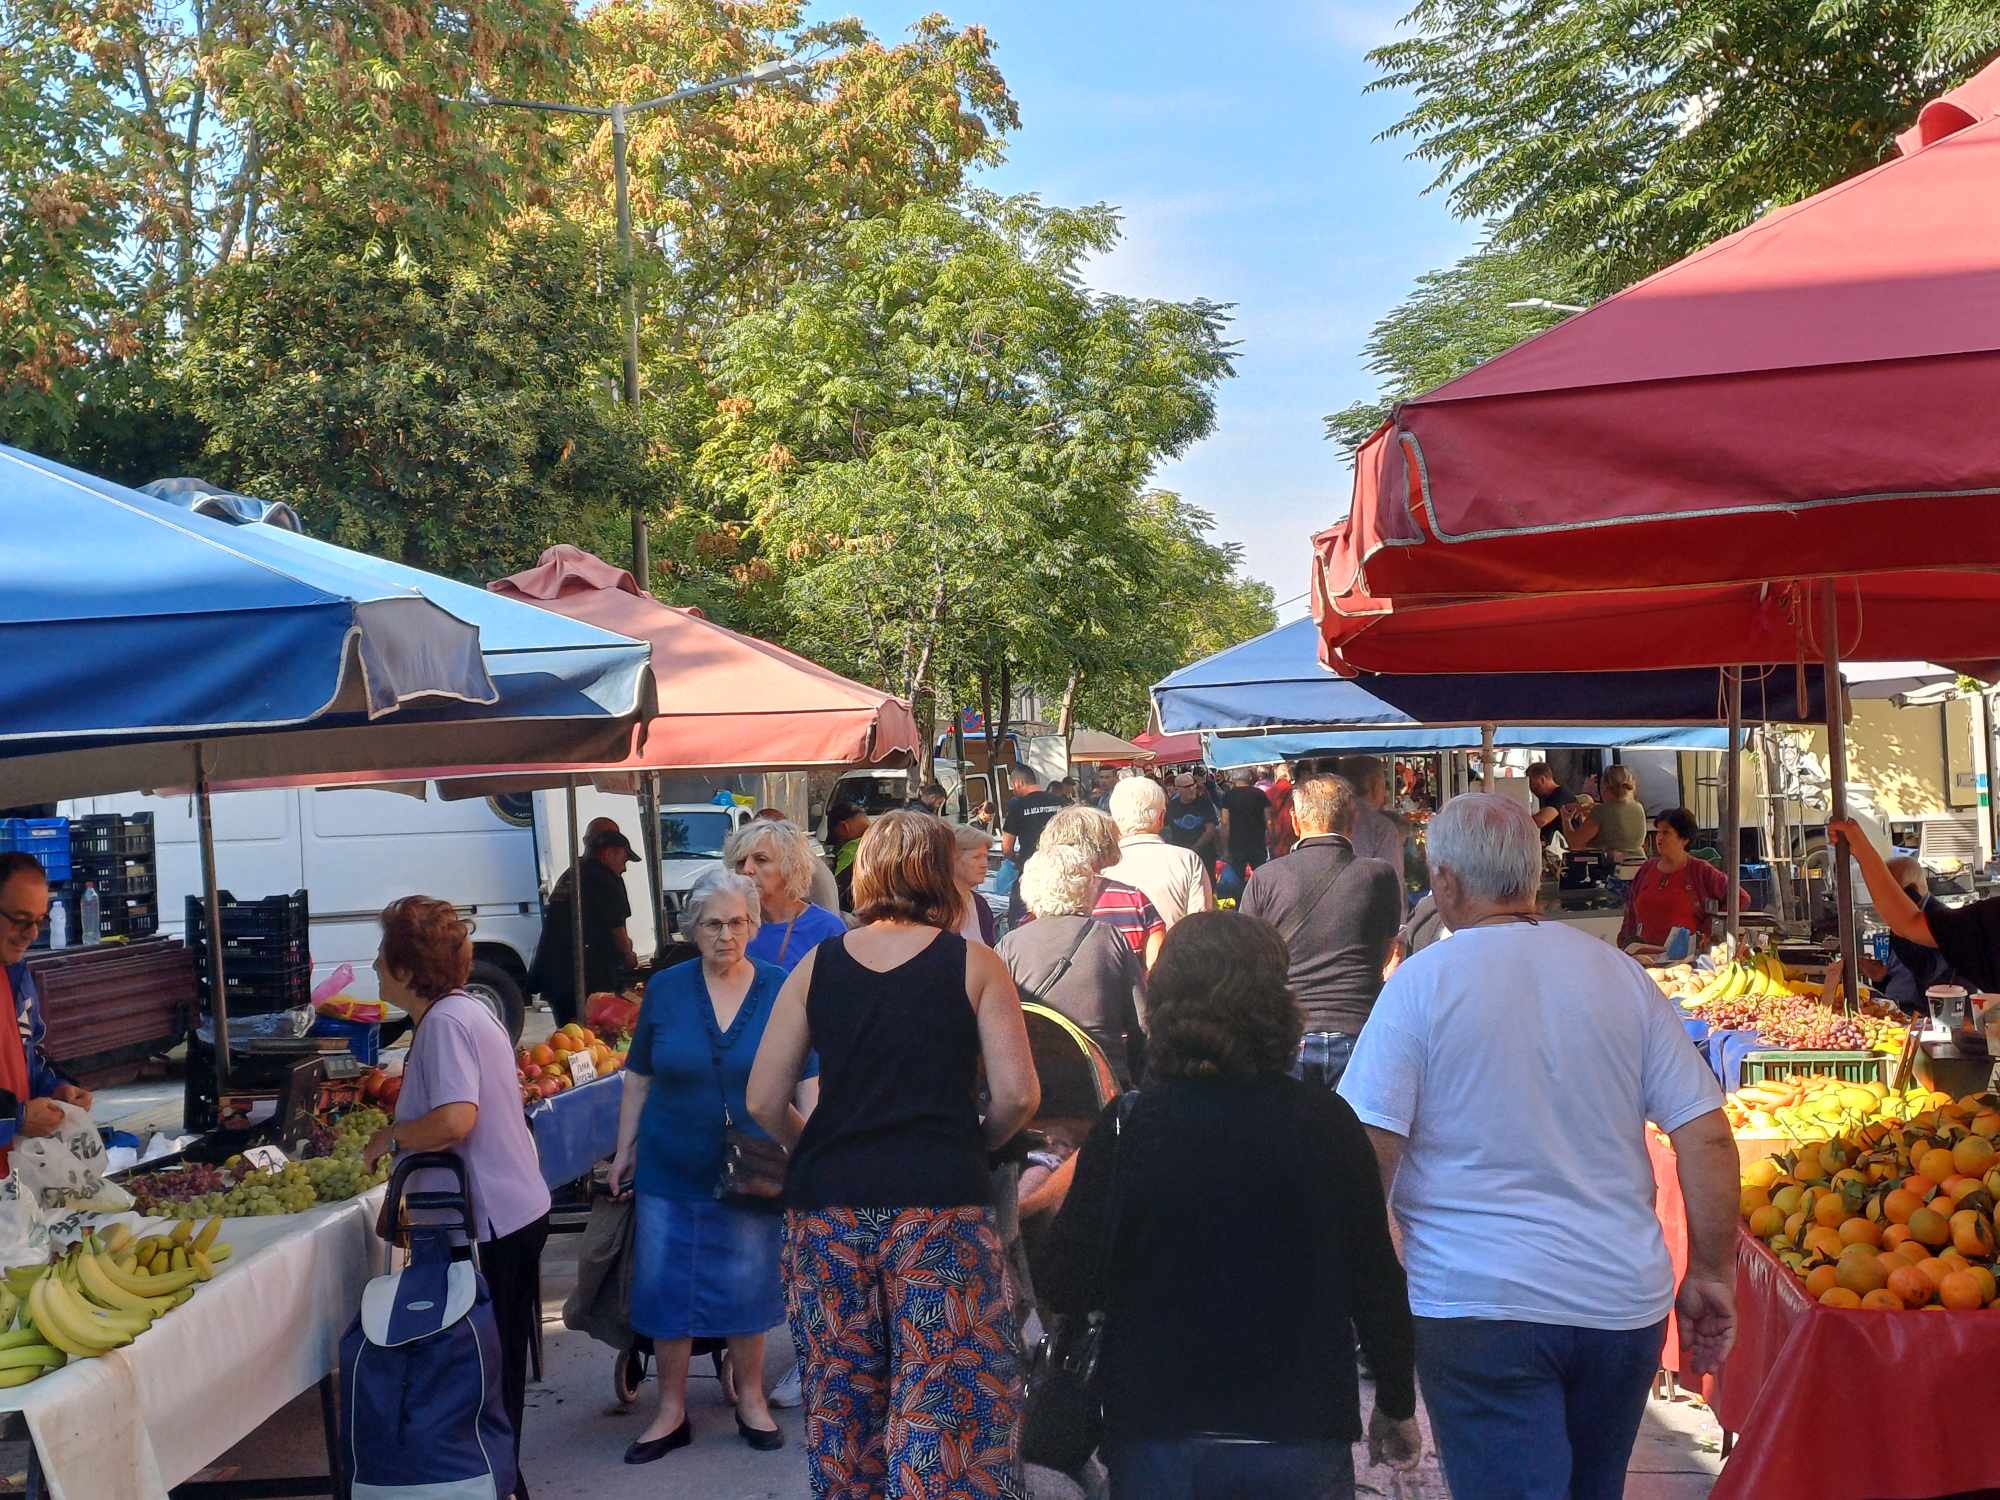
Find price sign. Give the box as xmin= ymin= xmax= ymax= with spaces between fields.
xmin=567 ymin=1052 xmax=597 ymax=1086
xmin=243 ymin=1144 xmax=289 ymax=1171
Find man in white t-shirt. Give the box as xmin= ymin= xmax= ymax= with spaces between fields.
xmin=1103 ymin=777 xmax=1216 ymax=929
xmin=1339 ymin=793 xmax=1737 ymax=1500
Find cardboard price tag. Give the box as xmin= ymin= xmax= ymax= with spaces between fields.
xmin=243 ymin=1144 xmax=290 ymax=1171
xmin=567 ymin=1051 xmax=597 ymax=1086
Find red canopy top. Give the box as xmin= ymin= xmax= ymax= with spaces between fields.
xmin=487 ymin=546 xmax=920 ymax=771
xmin=1131 ymin=729 xmax=1203 ymax=764
xmin=1329 ymin=55 xmax=2000 ymax=603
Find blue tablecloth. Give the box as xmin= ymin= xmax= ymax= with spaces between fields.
xmin=527 ymin=1073 xmax=623 ymax=1189
xmin=1681 ymin=1015 xmax=1711 ymax=1047
xmin=1705 ymin=1027 xmax=1772 ymax=1093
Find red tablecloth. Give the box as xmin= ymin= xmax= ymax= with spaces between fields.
xmin=1646 ymin=1130 xmax=1690 ymax=1376
xmin=1713 ymin=1228 xmax=2000 ymax=1499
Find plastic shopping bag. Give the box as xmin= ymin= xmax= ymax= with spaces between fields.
xmin=0 ymin=1103 xmax=134 ymax=1264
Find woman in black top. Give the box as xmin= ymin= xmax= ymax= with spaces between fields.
xmin=1042 ymin=911 xmax=1421 ymax=1499
xmin=749 ymin=811 xmax=1040 ymax=1499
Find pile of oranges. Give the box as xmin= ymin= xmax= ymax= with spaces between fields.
xmin=515 ymin=1022 xmax=625 ymax=1104
xmin=1740 ymin=1091 xmax=2000 ymax=1311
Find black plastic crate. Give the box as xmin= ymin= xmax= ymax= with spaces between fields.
xmin=185 ymin=889 xmax=309 ymax=944
xmin=193 ymin=943 xmax=309 ymax=981
xmin=70 ymin=812 xmax=154 ymax=862
xmin=70 ymin=861 xmax=155 ymax=900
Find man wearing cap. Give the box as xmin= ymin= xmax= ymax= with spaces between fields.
xmin=0 ymin=854 xmax=92 ymax=1170
xmin=532 ymin=821 xmax=638 ymax=1027
xmin=826 ymin=801 xmax=871 ymax=912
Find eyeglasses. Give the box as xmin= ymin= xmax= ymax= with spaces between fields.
xmin=0 ymin=908 xmax=44 ymax=938
xmin=696 ymin=917 xmax=753 ymax=937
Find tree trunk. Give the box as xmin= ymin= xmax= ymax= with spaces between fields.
xmin=914 ymin=688 xmax=936 ymax=789
xmin=979 ymin=666 xmax=1003 ymax=827
xmin=1057 ymin=668 xmax=1084 ymax=744
xmin=995 ymin=656 xmax=1014 ymax=796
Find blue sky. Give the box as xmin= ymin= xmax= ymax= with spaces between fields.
xmin=815 ymin=0 xmax=1480 ymax=614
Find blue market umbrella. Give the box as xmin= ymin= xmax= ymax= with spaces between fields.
xmin=0 ymin=447 xmax=654 ymax=802
xmin=1152 ymin=617 xmax=1829 ymax=734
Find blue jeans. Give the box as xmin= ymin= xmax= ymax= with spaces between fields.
xmin=1105 ymin=1436 xmax=1355 ymax=1500
xmin=1290 ymin=1031 xmax=1355 ymax=1091
xmin=1413 ymin=1316 xmax=1667 ymax=1500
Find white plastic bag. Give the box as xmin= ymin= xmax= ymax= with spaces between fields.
xmin=0 ymin=1103 xmax=134 ymax=1263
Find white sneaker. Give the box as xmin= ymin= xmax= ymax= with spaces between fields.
xmin=768 ymin=1365 xmax=804 ymax=1408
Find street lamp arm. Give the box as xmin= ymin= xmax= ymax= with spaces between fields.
xmin=625 ymin=60 xmax=816 ymax=116
xmin=443 ymin=96 xmax=609 ymax=117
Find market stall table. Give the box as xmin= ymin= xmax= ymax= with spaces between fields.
xmin=0 ymin=1188 xmax=387 ymax=1500
xmin=528 ymin=1073 xmax=623 ymax=1191
xmin=1714 ymin=1227 xmax=2000 ymax=1499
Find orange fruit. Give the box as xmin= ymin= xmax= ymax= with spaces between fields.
xmin=1838 ymin=1217 xmax=1882 ymax=1248
xmin=1967 ymin=1265 xmax=1998 ymax=1304
xmin=1745 ymin=1159 xmax=1784 ymax=1188
xmin=1861 ymin=1289 xmax=1906 ymax=1311
xmin=1785 ymin=1211 xmax=1808 ymax=1244
xmin=1741 ymin=1186 xmax=1772 ymax=1216
xmin=1917 ymin=1257 xmax=1956 ymax=1290
xmin=1888 ymin=1264 xmax=1936 ymax=1308
xmin=1819 ymin=1287 xmax=1863 ymax=1308
xmin=1972 ymin=1110 xmax=2000 ymax=1139
xmin=1804 ymin=1264 xmax=1840 ymax=1299
xmin=1908 ymin=1207 xmax=1952 ymax=1248
xmin=1813 ymin=1195 xmax=1849 ymax=1229
xmin=1920 ymin=1149 xmax=1958 ymax=1186
xmin=1884 ymin=1189 xmax=1923 ymax=1225
xmin=1834 ymin=1248 xmax=1889 ymax=1296
xmin=529 ymin=1043 xmax=555 ymax=1067
xmin=1951 ymin=1209 xmax=1996 ymax=1258
xmin=1955 ymin=1137 xmax=1997 ymax=1177
xmin=1940 ymin=1271 xmax=1987 ymax=1310
xmin=1905 ymin=1175 xmax=1941 ymax=1201
xmin=1883 ymin=1224 xmax=1915 ymax=1250
xmin=1772 ymin=1185 xmax=1806 ymax=1217
xmin=1804 ymin=1225 xmax=1846 ymax=1260
xmin=1896 ymin=1240 xmax=1932 ymax=1266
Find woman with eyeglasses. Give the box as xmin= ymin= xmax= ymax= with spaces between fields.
xmin=0 ymin=854 xmax=93 ymax=1171
xmin=607 ymin=869 xmax=818 ymax=1465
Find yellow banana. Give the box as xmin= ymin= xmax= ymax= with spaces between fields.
xmin=0 ymin=1365 xmax=48 ymax=1388
xmin=96 ymin=1256 xmax=199 ymax=1298
xmin=191 ymin=1251 xmax=214 ymax=1283
xmin=76 ymin=1248 xmax=156 ymax=1315
xmin=0 ymin=1345 xmax=64 ymax=1373
xmin=28 ymin=1279 xmax=103 ymax=1359
xmin=169 ymin=1221 xmax=195 ymax=1248
xmin=194 ymin=1218 xmax=223 ymax=1254
xmin=45 ymin=1277 xmax=148 ymax=1349
xmin=99 ymin=1224 xmax=132 ymax=1256
xmin=170 ymin=1248 xmax=189 ymax=1274
xmin=208 ymin=1243 xmax=232 ymax=1264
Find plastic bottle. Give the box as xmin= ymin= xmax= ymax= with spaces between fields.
xmin=81 ymin=883 xmax=101 ymax=946
xmin=47 ymin=895 xmax=68 ymax=950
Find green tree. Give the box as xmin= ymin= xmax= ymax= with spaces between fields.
xmin=1324 ymin=242 xmax=1593 ymax=455
xmin=1370 ymin=0 xmax=2000 ymax=297
xmin=693 ymin=193 xmax=1248 ymax=748
xmin=181 ymin=215 xmax=653 ymax=580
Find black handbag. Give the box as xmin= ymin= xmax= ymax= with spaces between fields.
xmin=1021 ymin=1091 xmax=1137 ymax=1473
xmin=708 ymin=1034 xmax=789 ymax=1210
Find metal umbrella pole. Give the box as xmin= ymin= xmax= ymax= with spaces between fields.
xmin=1723 ymin=667 xmax=1743 ymax=942
xmin=1820 ymin=586 xmax=1861 ymax=1008
xmin=566 ymin=776 xmax=587 ymax=1013
xmin=1480 ymin=723 xmax=1496 ymax=791
xmin=192 ymin=745 xmax=232 ymax=1100
xmin=640 ymin=770 xmax=665 ymax=957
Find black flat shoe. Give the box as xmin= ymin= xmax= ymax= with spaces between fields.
xmin=737 ymin=1413 xmax=785 ymax=1452
xmin=623 ymin=1418 xmax=692 ymax=1464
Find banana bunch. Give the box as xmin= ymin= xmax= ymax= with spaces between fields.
xmin=0 ymin=1218 xmax=233 ymax=1381
xmin=1683 ymin=950 xmax=1798 ymax=1006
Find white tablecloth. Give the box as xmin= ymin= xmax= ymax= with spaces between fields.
xmin=0 ymin=1186 xmax=389 ymax=1500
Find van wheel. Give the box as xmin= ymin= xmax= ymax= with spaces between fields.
xmin=466 ymin=959 xmax=527 ymax=1044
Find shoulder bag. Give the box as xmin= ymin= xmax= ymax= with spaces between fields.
xmin=1022 ymin=1089 xmax=1138 ymax=1473
xmin=707 ymin=1013 xmax=789 ymax=1211
xmin=1273 ymin=845 xmax=1353 ymax=950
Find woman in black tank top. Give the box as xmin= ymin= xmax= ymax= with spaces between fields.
xmin=749 ymin=812 xmax=1039 ymax=1499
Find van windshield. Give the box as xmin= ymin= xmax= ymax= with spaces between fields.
xmin=659 ymin=811 xmax=733 ymax=859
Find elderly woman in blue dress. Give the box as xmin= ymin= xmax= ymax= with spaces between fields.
xmin=609 ymin=869 xmax=818 ymax=1465
xmin=724 ymin=818 xmax=848 ymax=973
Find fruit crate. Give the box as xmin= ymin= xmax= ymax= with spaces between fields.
xmin=106 ymin=898 xmax=159 ymax=940
xmin=1737 ymin=1050 xmax=1890 ymax=1086
xmin=1 ymin=818 xmax=71 ymax=882
xmin=309 ymin=1015 xmax=382 ymax=1066
xmin=69 ymin=859 xmax=156 ymax=900
xmin=69 ymin=812 xmax=154 ymax=862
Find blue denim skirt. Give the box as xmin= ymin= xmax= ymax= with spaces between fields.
xmin=631 ymin=1192 xmax=784 ymax=1340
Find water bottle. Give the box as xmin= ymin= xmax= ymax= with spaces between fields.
xmin=47 ymin=895 xmax=67 ymax=950
xmin=81 ymin=883 xmax=101 ymax=946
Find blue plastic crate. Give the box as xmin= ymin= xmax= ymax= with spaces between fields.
xmin=1 ymin=818 xmax=70 ymax=882
xmin=309 ymin=1015 xmax=381 ymax=1066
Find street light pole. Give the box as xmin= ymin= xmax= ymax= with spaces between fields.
xmin=447 ymin=57 xmax=818 ymax=585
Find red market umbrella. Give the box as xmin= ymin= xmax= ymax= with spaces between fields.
xmin=1132 ymin=730 xmax=1203 ymax=764
xmin=1326 ymin=56 xmax=2000 ymax=605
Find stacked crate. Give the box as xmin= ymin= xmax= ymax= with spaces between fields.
xmin=68 ymin=813 xmax=159 ymax=941
xmin=184 ymin=889 xmax=312 ymax=1019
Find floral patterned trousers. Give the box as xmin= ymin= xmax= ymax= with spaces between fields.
xmin=784 ymin=1206 xmax=1025 ymax=1499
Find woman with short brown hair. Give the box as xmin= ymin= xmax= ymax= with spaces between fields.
xmin=362 ymin=897 xmax=552 ymax=1498
xmin=748 ymin=811 xmax=1041 ymax=1497
xmin=1042 ymin=911 xmax=1419 ymax=1497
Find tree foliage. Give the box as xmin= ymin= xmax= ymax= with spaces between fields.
xmin=1324 ymin=242 xmax=1593 ymax=455
xmin=182 ymin=215 xmax=652 ymax=579
xmin=1370 ymin=0 xmax=2000 ymax=297
xmin=693 ymin=192 xmax=1258 ymax=735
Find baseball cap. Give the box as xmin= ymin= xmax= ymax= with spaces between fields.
xmin=585 ymin=826 xmax=638 ymax=858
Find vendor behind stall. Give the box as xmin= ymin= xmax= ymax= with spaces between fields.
xmin=0 ymin=854 xmax=93 ymax=1166
xmin=1617 ymin=808 xmax=1744 ymax=951
xmin=533 ymin=822 xmax=639 ymax=1026
xmin=1835 ymin=821 xmax=1997 ymax=993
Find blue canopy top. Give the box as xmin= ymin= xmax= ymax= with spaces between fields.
xmin=3 ymin=443 xmax=493 ymax=742
xmin=1204 ymin=725 xmax=1729 ymax=770
xmin=1153 ymin=617 xmax=1828 ymax=733
xmin=0 ymin=447 xmax=655 ymax=801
